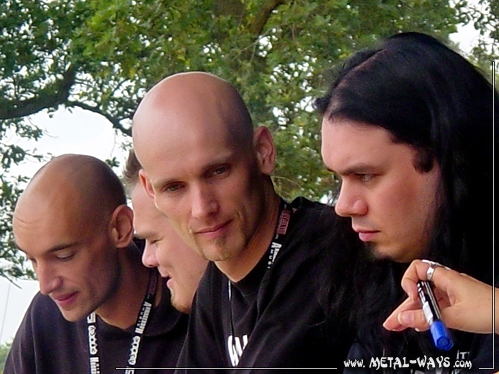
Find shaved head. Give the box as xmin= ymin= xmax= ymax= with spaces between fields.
xmin=13 ymin=154 xmax=134 ymax=323
xmin=132 ymin=72 xmax=254 ymax=171
xmin=130 ymin=71 xmax=279 ymax=281
xmin=15 ymin=154 xmax=126 ymax=228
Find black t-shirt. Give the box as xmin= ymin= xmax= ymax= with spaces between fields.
xmin=4 ymin=283 xmax=188 ymax=374
xmin=176 ymin=197 xmax=356 ymax=373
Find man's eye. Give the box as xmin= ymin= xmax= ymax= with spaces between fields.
xmin=214 ymin=166 xmax=226 ymax=175
xmin=164 ymin=184 xmax=181 ymax=193
xmin=358 ymin=174 xmax=374 ymax=183
xmin=57 ymin=253 xmax=75 ymax=261
xmin=211 ymin=165 xmax=230 ymax=177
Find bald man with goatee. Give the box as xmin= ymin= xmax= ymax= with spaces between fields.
xmin=4 ymin=154 xmax=188 ymax=374
xmin=133 ymin=72 xmax=360 ymax=372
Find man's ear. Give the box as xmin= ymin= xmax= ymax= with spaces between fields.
xmin=253 ymin=126 xmax=276 ymax=175
xmin=110 ymin=205 xmax=134 ymax=248
xmin=139 ymin=169 xmax=155 ymax=199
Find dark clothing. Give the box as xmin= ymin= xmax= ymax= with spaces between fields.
xmin=343 ymin=333 xmax=498 ymax=373
xmin=176 ymin=197 xmax=356 ymax=373
xmin=4 ymin=284 xmax=188 ymax=374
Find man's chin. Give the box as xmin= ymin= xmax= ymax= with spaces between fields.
xmin=58 ymin=308 xmax=88 ymax=323
xmin=171 ymin=296 xmax=190 ymax=314
xmin=364 ymin=242 xmax=399 ymax=262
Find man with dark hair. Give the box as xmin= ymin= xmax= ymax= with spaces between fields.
xmin=5 ymin=154 xmax=187 ymax=374
xmin=133 ymin=72 xmax=360 ymax=371
xmin=318 ymin=32 xmax=498 ymax=372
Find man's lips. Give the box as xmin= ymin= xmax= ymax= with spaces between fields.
xmin=159 ymin=274 xmax=173 ymax=290
xmin=52 ymin=292 xmax=77 ymax=309
xmin=353 ymin=227 xmax=380 ymax=242
xmin=194 ymin=220 xmax=231 ymax=240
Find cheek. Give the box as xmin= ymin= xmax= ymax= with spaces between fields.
xmin=153 ymin=195 xmax=170 ymax=215
xmin=154 ymin=198 xmax=187 ymax=228
xmin=377 ymin=176 xmax=437 ymax=232
xmin=156 ymin=248 xmax=170 ymax=267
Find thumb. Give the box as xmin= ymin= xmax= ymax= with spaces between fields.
xmin=397 ymin=310 xmax=430 ymax=332
xmin=383 ymin=297 xmax=419 ymax=331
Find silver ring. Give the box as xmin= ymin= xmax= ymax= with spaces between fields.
xmin=422 ymin=259 xmax=442 ymax=282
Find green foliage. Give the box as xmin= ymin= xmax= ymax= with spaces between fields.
xmin=0 ymin=0 xmax=472 ymax=278
xmin=0 ymin=118 xmax=41 ymax=281
xmin=464 ymin=0 xmax=498 ymax=80
xmin=0 ymin=340 xmax=12 ymax=372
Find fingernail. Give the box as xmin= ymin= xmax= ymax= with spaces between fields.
xmin=398 ymin=311 xmax=413 ymax=326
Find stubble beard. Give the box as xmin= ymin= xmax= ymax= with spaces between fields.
xmin=365 ymin=242 xmax=393 ymax=262
xmin=170 ymin=288 xmax=189 ymax=314
xmin=191 ymin=221 xmax=249 ymax=262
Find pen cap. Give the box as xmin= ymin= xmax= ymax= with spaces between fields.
xmin=430 ymin=320 xmax=453 ymax=351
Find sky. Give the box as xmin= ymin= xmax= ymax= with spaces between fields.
xmin=0 ymin=25 xmax=489 ymax=344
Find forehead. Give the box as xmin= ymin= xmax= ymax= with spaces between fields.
xmin=142 ymin=118 xmax=245 ymax=186
xmin=133 ymin=82 xmax=251 ymax=180
xmin=14 ymin=201 xmax=94 ymax=255
xmin=321 ymin=119 xmax=403 ymax=172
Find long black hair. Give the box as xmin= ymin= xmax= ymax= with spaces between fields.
xmin=316 ymin=32 xmax=497 ymax=357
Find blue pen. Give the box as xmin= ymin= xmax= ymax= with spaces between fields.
xmin=417 ymin=281 xmax=454 ymax=351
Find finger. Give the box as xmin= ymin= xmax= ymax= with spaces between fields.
xmin=397 ymin=310 xmax=430 ymax=332
xmin=383 ymin=297 xmax=420 ymax=331
xmin=400 ymin=260 xmax=430 ymax=299
xmin=401 ymin=259 xmax=452 ymax=299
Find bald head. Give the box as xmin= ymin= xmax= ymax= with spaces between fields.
xmin=132 ymin=72 xmax=254 ymax=170
xmin=15 ymin=154 xmax=126 ymax=231
xmin=13 ymin=155 xmax=139 ymax=323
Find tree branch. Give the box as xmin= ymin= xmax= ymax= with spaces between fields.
xmin=0 ymin=67 xmax=76 ymax=120
xmin=66 ymin=101 xmax=132 ymax=136
xmin=248 ymin=0 xmax=287 ymax=36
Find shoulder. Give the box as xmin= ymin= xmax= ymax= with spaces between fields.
xmin=289 ymin=197 xmax=348 ymax=235
xmin=285 ymin=197 xmax=359 ymax=256
xmin=194 ymin=262 xmax=228 ymax=307
xmin=198 ymin=262 xmax=227 ymax=289
xmin=22 ymin=292 xmax=65 ymax=325
xmin=9 ymin=292 xmax=59 ymax=343
xmin=145 ymin=284 xmax=189 ymax=337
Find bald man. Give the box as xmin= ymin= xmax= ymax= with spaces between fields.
xmin=122 ymin=149 xmax=208 ymax=314
xmin=133 ymin=72 xmax=360 ymax=371
xmin=4 ymin=154 xmax=188 ymax=374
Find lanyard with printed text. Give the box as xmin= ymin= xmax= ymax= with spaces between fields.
xmin=228 ymin=199 xmax=293 ymax=299
xmin=87 ymin=269 xmax=158 ymax=374
xmin=227 ymin=199 xmax=293 ymax=366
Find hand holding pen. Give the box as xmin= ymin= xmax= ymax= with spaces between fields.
xmin=384 ymin=259 xmax=498 ymax=336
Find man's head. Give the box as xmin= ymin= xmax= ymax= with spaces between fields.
xmin=13 ymin=154 xmax=134 ymax=322
xmin=320 ymin=119 xmax=440 ymax=262
xmin=132 ymin=72 xmax=277 ymax=278
xmin=318 ymin=32 xmax=496 ymax=270
xmin=124 ymin=150 xmax=208 ymax=313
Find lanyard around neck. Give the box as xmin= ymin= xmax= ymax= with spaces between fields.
xmin=226 ymin=200 xmax=292 ymax=366
xmin=227 ymin=199 xmax=292 ymax=299
xmin=87 ymin=269 xmax=158 ymax=374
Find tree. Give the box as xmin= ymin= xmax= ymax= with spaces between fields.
xmin=0 ymin=340 xmax=12 ymax=372
xmin=454 ymin=0 xmax=498 ymax=79
xmin=0 ymin=0 xmax=465 ymax=278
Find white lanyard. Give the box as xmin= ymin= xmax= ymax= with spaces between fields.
xmin=87 ymin=270 xmax=158 ymax=374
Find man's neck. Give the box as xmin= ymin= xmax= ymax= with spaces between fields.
xmin=218 ymin=189 xmax=282 ymax=282
xmin=95 ymin=250 xmax=154 ymax=330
